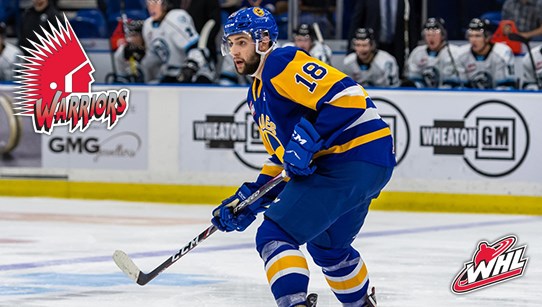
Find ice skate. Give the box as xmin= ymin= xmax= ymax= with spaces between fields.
xmin=366 ymin=287 xmax=377 ymax=307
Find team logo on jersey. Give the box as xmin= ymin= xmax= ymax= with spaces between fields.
xmin=451 ymin=235 xmax=528 ymax=294
xmin=420 ymin=100 xmax=529 ymax=177
xmin=15 ymin=15 xmax=129 ymax=134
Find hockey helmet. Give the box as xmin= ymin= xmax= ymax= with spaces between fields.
xmin=467 ymin=18 xmax=492 ymax=37
xmin=293 ymin=23 xmax=316 ymax=41
xmin=423 ymin=17 xmax=447 ymax=40
xmin=353 ymin=27 xmax=375 ymax=42
xmin=222 ymin=7 xmax=278 ymax=55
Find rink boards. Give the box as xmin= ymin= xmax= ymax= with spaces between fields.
xmin=0 ymin=84 xmax=540 ymax=214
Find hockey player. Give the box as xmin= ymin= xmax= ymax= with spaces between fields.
xmin=212 ymin=7 xmax=394 ymax=307
xmin=343 ymin=28 xmax=400 ymax=87
xmin=406 ymin=18 xmax=462 ymax=88
xmin=456 ymin=18 xmax=517 ymax=90
xmin=0 ymin=22 xmax=22 ymax=81
xmin=113 ymin=19 xmax=146 ymax=83
xmin=520 ymin=45 xmax=542 ymax=90
xmin=283 ymin=23 xmax=333 ymax=65
xmin=141 ymin=0 xmax=214 ymax=83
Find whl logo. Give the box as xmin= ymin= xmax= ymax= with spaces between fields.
xmin=15 ymin=15 xmax=129 ymax=134
xmin=451 ymin=235 xmax=528 ymax=294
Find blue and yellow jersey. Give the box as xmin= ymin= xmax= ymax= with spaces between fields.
xmin=249 ymin=46 xmax=396 ymax=184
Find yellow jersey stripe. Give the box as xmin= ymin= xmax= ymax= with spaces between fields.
xmin=325 ymin=262 xmax=368 ymax=291
xmin=328 ymin=94 xmax=367 ymax=109
xmin=266 ymin=255 xmax=309 ymax=284
xmin=252 ymin=78 xmax=263 ymax=99
xmin=314 ymin=127 xmax=391 ymax=158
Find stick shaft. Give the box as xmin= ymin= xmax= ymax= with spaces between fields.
xmin=114 ymin=171 xmax=286 ymax=285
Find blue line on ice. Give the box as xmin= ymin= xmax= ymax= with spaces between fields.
xmin=1 ymin=216 xmax=540 ymax=272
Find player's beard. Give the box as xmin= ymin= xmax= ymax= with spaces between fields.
xmin=238 ymin=53 xmax=261 ymax=75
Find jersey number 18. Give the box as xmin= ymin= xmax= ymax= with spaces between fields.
xmin=295 ymin=62 xmax=327 ymax=93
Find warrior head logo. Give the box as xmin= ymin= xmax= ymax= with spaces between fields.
xmin=14 ymin=15 xmax=129 ymax=134
xmin=16 ymin=15 xmax=94 ymax=115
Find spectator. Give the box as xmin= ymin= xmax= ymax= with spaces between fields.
xmin=283 ymin=23 xmax=332 ymax=65
xmin=406 ymin=17 xmax=462 ymax=88
xmin=0 ymin=22 xmax=22 ymax=81
xmin=299 ymin=0 xmax=336 ymax=39
xmin=0 ymin=0 xmax=18 ymax=28
xmin=241 ymin=0 xmax=278 ymax=13
xmin=520 ymin=45 xmax=542 ymax=89
xmin=220 ymin=0 xmax=242 ymax=15
xmin=141 ymin=0 xmax=215 ymax=83
xmin=347 ymin=0 xmax=421 ymax=76
xmin=343 ymin=28 xmax=400 ymax=88
xmin=456 ymin=18 xmax=517 ymax=90
xmin=114 ymin=19 xmax=146 ymax=83
xmin=18 ymin=0 xmax=62 ymax=57
xmin=175 ymin=0 xmax=221 ymax=65
xmin=501 ymin=0 xmax=542 ymax=40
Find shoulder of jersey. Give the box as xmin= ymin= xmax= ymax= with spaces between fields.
xmin=143 ymin=17 xmax=153 ymax=27
xmin=410 ymin=45 xmax=426 ymax=55
xmin=375 ymin=49 xmax=396 ymax=62
xmin=456 ymin=43 xmax=472 ymax=58
xmin=492 ymin=42 xmax=514 ymax=58
xmin=164 ymin=9 xmax=192 ymax=25
xmin=343 ymin=52 xmax=357 ymax=64
xmin=263 ymin=46 xmax=305 ymax=79
xmin=6 ymin=43 xmax=22 ymax=56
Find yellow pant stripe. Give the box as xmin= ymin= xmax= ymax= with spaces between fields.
xmin=325 ymin=262 xmax=368 ymax=291
xmin=266 ymin=255 xmax=309 ymax=284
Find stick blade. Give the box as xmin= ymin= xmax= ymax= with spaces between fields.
xmin=113 ymin=250 xmax=141 ymax=283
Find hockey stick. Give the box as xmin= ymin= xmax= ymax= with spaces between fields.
xmin=198 ymin=19 xmax=216 ymax=50
xmin=113 ymin=171 xmax=286 ymax=286
xmin=403 ymin=0 xmax=411 ymax=72
xmin=508 ymin=33 xmax=542 ymax=89
xmin=120 ymin=0 xmax=139 ymax=82
xmin=312 ymin=22 xmax=324 ymax=44
xmin=444 ymin=42 xmax=461 ymax=83
xmin=312 ymin=22 xmax=332 ymax=64
xmin=98 ymin=0 xmax=120 ymax=83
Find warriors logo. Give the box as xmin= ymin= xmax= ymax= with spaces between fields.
xmin=15 ymin=15 xmax=129 ymax=134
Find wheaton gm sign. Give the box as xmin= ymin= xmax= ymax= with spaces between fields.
xmin=420 ymin=100 xmax=529 ymax=177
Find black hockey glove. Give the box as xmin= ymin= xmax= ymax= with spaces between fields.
xmin=123 ymin=44 xmax=145 ymax=62
xmin=177 ymin=60 xmax=199 ymax=83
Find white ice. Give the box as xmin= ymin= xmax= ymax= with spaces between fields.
xmin=0 ymin=196 xmax=541 ymax=306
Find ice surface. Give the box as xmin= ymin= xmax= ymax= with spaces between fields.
xmin=0 ymin=196 xmax=540 ymax=306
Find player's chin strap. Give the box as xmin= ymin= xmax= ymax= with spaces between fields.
xmin=250 ymin=40 xmax=277 ymax=78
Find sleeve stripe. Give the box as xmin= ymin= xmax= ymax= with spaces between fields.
xmin=344 ymin=107 xmax=381 ymax=131
xmin=325 ymin=93 xmax=367 ymax=109
xmin=325 ymin=85 xmax=367 ymax=105
xmin=313 ymin=127 xmax=391 ymax=158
